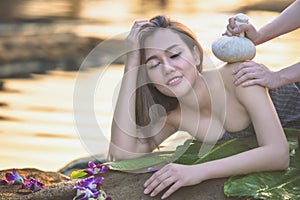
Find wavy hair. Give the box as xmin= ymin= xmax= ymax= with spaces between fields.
xmin=135 ymin=15 xmax=204 ymax=127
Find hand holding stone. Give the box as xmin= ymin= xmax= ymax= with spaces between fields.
xmin=212 ymin=13 xmax=256 ymax=63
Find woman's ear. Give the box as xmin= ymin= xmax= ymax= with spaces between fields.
xmin=192 ymin=45 xmax=201 ymax=66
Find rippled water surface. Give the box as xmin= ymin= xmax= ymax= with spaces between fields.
xmin=0 ymin=0 xmax=299 ymax=171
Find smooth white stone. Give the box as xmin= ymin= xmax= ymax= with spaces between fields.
xmin=211 ymin=35 xmax=256 ymax=63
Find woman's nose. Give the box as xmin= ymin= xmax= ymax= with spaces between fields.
xmin=162 ymin=60 xmax=175 ymax=74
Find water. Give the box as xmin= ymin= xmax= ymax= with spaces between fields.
xmin=0 ymin=0 xmax=299 ymax=171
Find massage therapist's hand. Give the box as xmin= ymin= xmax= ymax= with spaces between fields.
xmin=143 ymin=163 xmax=205 ymax=199
xmin=223 ymin=16 xmax=261 ymax=45
xmin=233 ymin=61 xmax=280 ymax=89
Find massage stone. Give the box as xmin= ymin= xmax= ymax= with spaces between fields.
xmin=212 ymin=13 xmax=256 ymax=63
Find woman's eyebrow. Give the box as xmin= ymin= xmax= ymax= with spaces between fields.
xmin=165 ymin=44 xmax=179 ymax=51
xmin=145 ymin=44 xmax=179 ymax=64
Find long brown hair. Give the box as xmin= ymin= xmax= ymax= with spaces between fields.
xmin=135 ymin=15 xmax=204 ymax=127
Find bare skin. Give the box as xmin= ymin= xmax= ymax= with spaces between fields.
xmin=109 ymin=21 xmax=289 ymax=199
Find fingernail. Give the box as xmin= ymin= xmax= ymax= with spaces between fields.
xmin=144 ymin=188 xmax=149 ymax=194
xmin=147 ymin=167 xmax=157 ymax=172
xmin=161 ymin=194 xmax=167 ymax=199
xmin=150 ymin=192 xmax=155 ymax=197
xmin=144 ymin=180 xmax=149 ymax=187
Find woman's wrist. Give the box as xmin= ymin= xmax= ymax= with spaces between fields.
xmin=125 ymin=52 xmax=140 ymax=72
xmin=196 ymin=162 xmax=213 ymax=181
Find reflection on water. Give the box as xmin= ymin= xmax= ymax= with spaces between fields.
xmin=0 ymin=0 xmax=299 ymax=171
xmin=0 ymin=69 xmax=115 ymax=170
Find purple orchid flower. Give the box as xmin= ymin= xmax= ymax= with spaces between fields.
xmin=73 ymin=187 xmax=101 ymax=200
xmin=84 ymin=161 xmax=109 ymax=176
xmin=78 ymin=176 xmax=103 ymax=191
xmin=73 ymin=176 xmax=111 ymax=200
xmin=24 ymin=178 xmax=45 ymax=192
xmin=5 ymin=169 xmax=25 ymax=185
xmin=1 ymin=169 xmax=44 ymax=193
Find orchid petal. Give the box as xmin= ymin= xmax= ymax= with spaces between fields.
xmin=100 ymin=166 xmax=109 ymax=173
xmin=0 ymin=180 xmax=8 ymax=185
xmin=88 ymin=161 xmax=96 ymax=169
xmin=5 ymin=173 xmax=15 ymax=181
xmin=83 ymin=169 xmax=94 ymax=175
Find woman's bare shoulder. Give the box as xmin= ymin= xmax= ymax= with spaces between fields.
xmin=217 ymin=62 xmax=241 ymax=77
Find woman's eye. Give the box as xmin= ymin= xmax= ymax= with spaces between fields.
xmin=149 ymin=62 xmax=160 ymax=69
xmin=170 ymin=52 xmax=182 ymax=59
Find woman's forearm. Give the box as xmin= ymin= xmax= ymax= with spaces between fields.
xmin=201 ymin=145 xmax=289 ymax=181
xmin=110 ymin=56 xmax=151 ymax=160
xmin=255 ymin=0 xmax=300 ymax=45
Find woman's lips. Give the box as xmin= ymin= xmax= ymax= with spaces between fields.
xmin=167 ymin=76 xmax=183 ymax=86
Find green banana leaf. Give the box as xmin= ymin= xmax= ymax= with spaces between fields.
xmin=106 ymin=151 xmax=174 ymax=172
xmin=174 ymin=136 xmax=258 ymax=165
xmin=224 ymin=129 xmax=300 ymax=200
xmin=104 ymin=139 xmax=196 ymax=172
xmin=105 ymin=133 xmax=259 ymax=171
xmin=70 ymin=128 xmax=299 ymax=200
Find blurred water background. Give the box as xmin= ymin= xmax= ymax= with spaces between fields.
xmin=0 ymin=0 xmax=299 ymax=171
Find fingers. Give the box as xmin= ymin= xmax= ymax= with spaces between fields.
xmin=223 ymin=16 xmax=256 ymax=39
xmin=223 ymin=17 xmax=236 ymax=36
xmin=161 ymin=182 xmax=181 ymax=199
xmin=223 ymin=24 xmax=234 ymax=36
xmin=240 ymin=79 xmax=263 ymax=87
xmin=144 ymin=164 xmax=169 ymax=188
xmin=144 ymin=168 xmax=173 ymax=195
xmin=144 ymin=164 xmax=182 ymax=199
xmin=233 ymin=62 xmax=256 ymax=85
xmin=132 ymin=19 xmax=149 ymax=30
xmin=128 ymin=19 xmax=149 ymax=36
xmin=232 ymin=61 xmax=269 ymax=87
xmin=228 ymin=17 xmax=236 ymax=31
xmin=132 ymin=19 xmax=149 ymax=28
xmin=144 ymin=175 xmax=176 ymax=197
xmin=126 ymin=19 xmax=150 ymax=55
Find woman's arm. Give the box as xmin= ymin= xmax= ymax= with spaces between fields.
xmin=200 ymin=85 xmax=289 ymax=178
xmin=109 ymin=20 xmax=150 ymax=160
xmin=109 ymin=20 xmax=176 ymax=161
xmin=110 ymin=65 xmax=177 ymax=160
xmin=144 ymin=84 xmax=289 ymax=199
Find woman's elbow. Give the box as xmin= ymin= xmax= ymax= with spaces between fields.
xmin=273 ymin=143 xmax=290 ymax=170
xmin=108 ymin=144 xmax=150 ymax=161
xmin=108 ymin=148 xmax=138 ymax=161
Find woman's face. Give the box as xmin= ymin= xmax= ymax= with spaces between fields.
xmin=143 ymin=28 xmax=200 ymax=98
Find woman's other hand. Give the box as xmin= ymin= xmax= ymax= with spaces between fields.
xmin=124 ymin=20 xmax=149 ymax=71
xmin=143 ymin=163 xmax=205 ymax=199
xmin=125 ymin=20 xmax=149 ymax=55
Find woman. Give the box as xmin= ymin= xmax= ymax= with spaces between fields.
xmin=109 ymin=15 xmax=299 ymax=199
